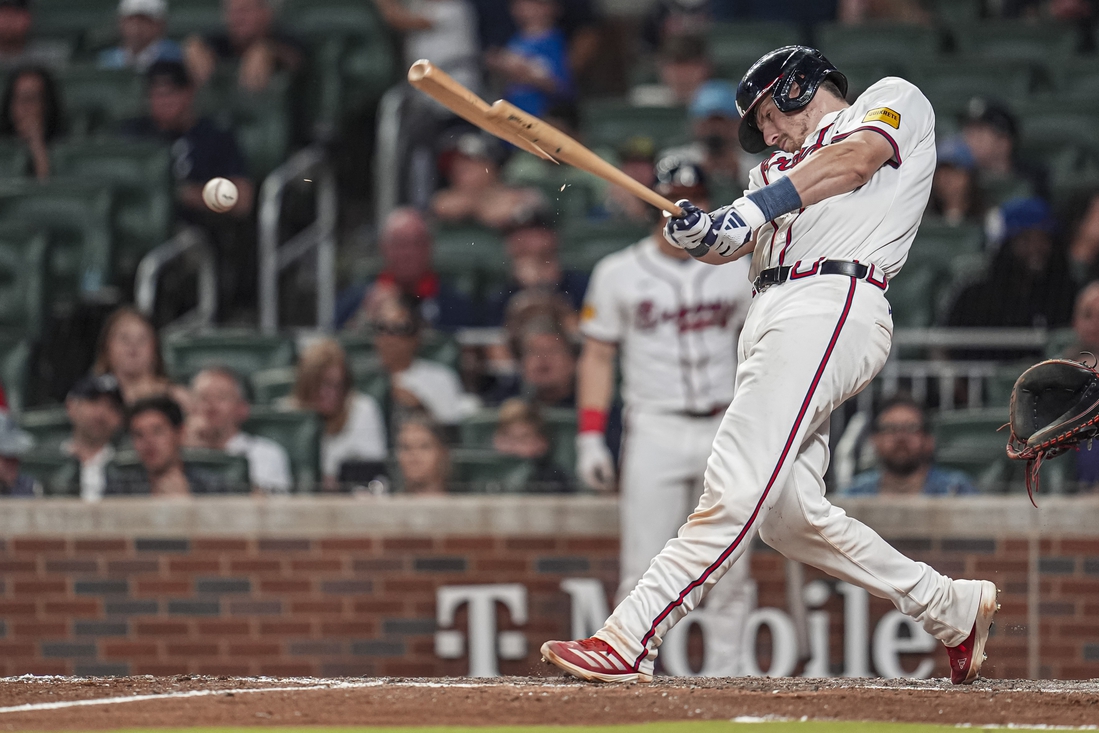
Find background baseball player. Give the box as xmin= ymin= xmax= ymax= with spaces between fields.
xmin=576 ymin=156 xmax=755 ymax=675
xmin=543 ymin=46 xmax=999 ymax=684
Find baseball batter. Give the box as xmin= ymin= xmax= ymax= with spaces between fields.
xmin=543 ymin=46 xmax=999 ymax=684
xmin=576 ymin=157 xmax=755 ymax=675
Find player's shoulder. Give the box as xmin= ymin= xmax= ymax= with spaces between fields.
xmin=852 ymin=76 xmax=931 ymax=113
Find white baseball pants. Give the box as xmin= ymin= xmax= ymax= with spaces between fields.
xmin=618 ymin=408 xmax=754 ymax=675
xmin=596 ymin=276 xmax=984 ymax=677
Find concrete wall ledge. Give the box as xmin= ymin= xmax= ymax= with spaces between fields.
xmin=0 ymin=495 xmax=1095 ymax=538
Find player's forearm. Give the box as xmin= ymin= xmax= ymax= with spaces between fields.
xmin=785 ymin=133 xmax=895 ymax=206
xmin=577 ymin=339 xmax=616 ymax=414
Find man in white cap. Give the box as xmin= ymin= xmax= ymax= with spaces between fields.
xmin=98 ymin=0 xmax=182 ymax=72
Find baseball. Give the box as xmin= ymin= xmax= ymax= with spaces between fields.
xmin=202 ymin=177 xmax=238 ymax=213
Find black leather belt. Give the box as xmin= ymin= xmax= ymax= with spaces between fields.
xmin=679 ymin=406 xmax=727 ymax=419
xmin=753 ymin=260 xmax=887 ymax=293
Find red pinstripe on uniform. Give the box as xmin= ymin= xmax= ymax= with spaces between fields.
xmin=629 ymin=276 xmax=859 ymax=672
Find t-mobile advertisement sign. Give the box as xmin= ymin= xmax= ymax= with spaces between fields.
xmin=434 ymin=579 xmax=936 ymax=678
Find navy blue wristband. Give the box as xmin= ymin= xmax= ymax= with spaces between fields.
xmin=746 ymin=176 xmax=803 ymax=222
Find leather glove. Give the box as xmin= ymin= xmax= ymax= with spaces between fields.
xmin=663 ymin=199 xmax=715 ymax=251
xmin=576 ymin=432 xmax=615 ymax=492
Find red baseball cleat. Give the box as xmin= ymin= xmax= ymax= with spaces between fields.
xmin=946 ymin=580 xmax=1000 ymax=685
xmin=541 ymin=638 xmax=652 ymax=683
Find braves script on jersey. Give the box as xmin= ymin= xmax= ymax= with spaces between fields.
xmin=589 ymin=76 xmax=990 ymax=680
xmin=581 ymin=237 xmax=753 ymax=413
xmin=750 ymin=77 xmax=936 ymax=281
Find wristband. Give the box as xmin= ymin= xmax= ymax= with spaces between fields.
xmin=745 ymin=175 xmax=802 ymax=223
xmin=578 ymin=408 xmax=607 ymax=434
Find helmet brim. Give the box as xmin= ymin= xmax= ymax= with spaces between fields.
xmin=738 ymin=120 xmax=768 ymax=154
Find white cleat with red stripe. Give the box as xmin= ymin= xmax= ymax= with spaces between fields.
xmin=540 ymin=638 xmax=652 ymax=683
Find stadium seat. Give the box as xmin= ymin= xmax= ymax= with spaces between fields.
xmin=447 ymin=448 xmax=533 ymax=494
xmin=31 ymin=0 xmax=115 ymax=45
xmin=926 ymin=0 xmax=982 ymax=23
xmin=18 ymin=407 xmax=72 ymax=448
xmin=932 ymin=408 xmax=1010 ymax=479
xmin=952 ymin=21 xmax=1081 ymax=65
xmin=250 ymin=366 xmax=296 ymax=405
xmin=0 ymin=181 xmax=115 ymax=301
xmin=0 ymin=226 xmax=48 ymax=339
xmin=165 ymin=0 xmax=223 ymax=39
xmin=558 ymin=220 xmax=650 ymax=272
xmin=907 ymin=221 xmax=984 ymax=268
xmin=162 ymin=331 xmax=296 ymax=382
xmin=0 ymin=141 xmax=28 ymax=177
xmin=51 ymin=141 xmax=174 ymax=278
xmin=581 ymin=101 xmax=690 ymax=152
xmin=1048 ymin=147 xmax=1099 ymax=219
xmin=433 ymin=224 xmax=507 ymax=279
xmin=1046 ymin=58 xmax=1099 ymax=104
xmin=106 ymin=448 xmax=252 ymax=493
xmin=459 ymin=406 xmax=577 ymax=483
xmin=242 ymin=407 xmax=322 ymax=492
xmin=885 ymin=263 xmax=937 ymax=328
xmin=815 ymin=23 xmax=940 ymax=71
xmin=19 ymin=449 xmax=80 ymax=496
xmin=0 ymin=333 xmax=30 ymax=413
xmin=56 ymin=67 xmax=143 ymax=136
xmin=1016 ymin=108 xmax=1099 ymax=163
xmin=708 ymin=22 xmax=802 ymax=79
xmin=909 ymin=60 xmax=1033 ymax=118
xmin=204 ymin=72 xmax=293 ymax=179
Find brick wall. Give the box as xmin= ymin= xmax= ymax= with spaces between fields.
xmin=2 ymin=527 xmax=1098 ymax=679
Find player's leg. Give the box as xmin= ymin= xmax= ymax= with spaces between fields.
xmin=616 ymin=410 xmax=699 ymax=604
xmin=590 ymin=278 xmax=891 ymax=677
xmin=758 ymin=421 xmax=983 ymax=645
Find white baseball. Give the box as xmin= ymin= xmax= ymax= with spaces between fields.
xmin=202 ymin=177 xmax=238 ymax=213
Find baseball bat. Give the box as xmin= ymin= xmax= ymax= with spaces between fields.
xmin=407 ymin=60 xmax=555 ymax=162
xmin=486 ymin=99 xmax=684 ymax=217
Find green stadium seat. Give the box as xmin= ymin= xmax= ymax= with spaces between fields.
xmin=909 ymin=60 xmax=1032 ymax=118
xmin=0 ymin=226 xmax=48 ymax=339
xmin=926 ymin=0 xmax=982 ymax=23
xmin=707 ymin=22 xmax=802 ymax=79
xmin=559 ymin=219 xmax=650 ymax=272
xmin=250 ymin=366 xmax=297 ymax=405
xmin=106 ymin=448 xmax=252 ymax=493
xmin=952 ymin=21 xmax=1081 ymax=65
xmin=433 ymin=224 xmax=507 ymax=278
xmin=1046 ymin=58 xmax=1099 ymax=104
xmin=1048 ymin=147 xmax=1099 ymax=218
xmin=204 ymin=72 xmax=292 ymax=179
xmin=162 ymin=330 xmax=296 ymax=382
xmin=31 ymin=0 xmax=115 ymax=43
xmin=581 ymin=101 xmax=690 ymax=152
xmin=885 ymin=263 xmax=937 ymax=328
xmin=242 ymin=407 xmax=322 ymax=492
xmin=932 ymin=408 xmax=1010 ymax=479
xmin=0 ymin=140 xmax=28 ymax=177
xmin=907 ymin=221 xmax=984 ymax=268
xmin=460 ymin=406 xmax=577 ymax=483
xmin=51 ymin=140 xmax=173 ymax=278
xmin=447 ymin=448 xmax=533 ymax=494
xmin=19 ymin=449 xmax=80 ymax=496
xmin=1017 ymin=109 xmax=1099 ymax=163
xmin=165 ymin=0 xmax=223 ymax=38
xmin=0 ymin=181 xmax=115 ymax=300
xmin=816 ymin=23 xmax=940 ymax=71
xmin=56 ymin=66 xmax=143 ymax=136
xmin=0 ymin=333 xmax=30 ymax=413
xmin=18 ymin=407 xmax=72 ymax=448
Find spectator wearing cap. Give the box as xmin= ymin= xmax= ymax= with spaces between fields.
xmin=186 ymin=367 xmax=292 ymax=494
xmin=0 ymin=414 xmax=39 ymax=497
xmin=0 ymin=0 xmax=70 ymax=70
xmin=430 ymin=130 xmax=544 ymax=229
xmin=106 ymin=396 xmax=226 ymax=497
xmin=927 ymin=137 xmax=985 ymax=227
xmin=480 ymin=206 xmax=589 ymax=327
xmin=485 ymin=0 xmax=574 ymax=118
xmin=184 ymin=0 xmax=302 ymax=93
xmin=948 ymin=197 xmax=1076 ymax=333
xmin=842 ymin=395 xmax=976 ymax=497
xmin=337 ymin=208 xmax=475 ymax=331
xmin=99 ymin=0 xmax=184 ymax=72
xmin=960 ymin=97 xmax=1046 ymax=203
xmin=0 ymin=65 xmax=63 ymax=180
xmin=63 ymin=375 xmax=125 ymax=502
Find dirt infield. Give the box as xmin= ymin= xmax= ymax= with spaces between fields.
xmin=1 ymin=675 xmax=1098 ymax=730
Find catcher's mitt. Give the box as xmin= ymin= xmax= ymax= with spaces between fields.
xmin=1007 ymin=358 xmax=1099 ymax=504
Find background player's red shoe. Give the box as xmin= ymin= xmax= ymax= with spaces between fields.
xmin=541 ymin=638 xmax=652 ymax=683
xmin=946 ymin=580 xmax=1000 ymax=684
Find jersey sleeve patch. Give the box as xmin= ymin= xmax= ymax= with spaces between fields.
xmin=580 ymin=303 xmax=597 ymax=322
xmin=862 ymin=107 xmax=901 ymax=129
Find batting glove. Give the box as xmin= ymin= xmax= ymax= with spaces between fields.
xmin=663 ymin=199 xmax=716 ymax=251
xmin=708 ymin=203 xmax=755 ymax=257
xmin=576 ymin=432 xmax=615 ymax=492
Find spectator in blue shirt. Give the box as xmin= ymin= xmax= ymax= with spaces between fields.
xmin=98 ymin=0 xmax=183 ymax=72
xmin=485 ymin=0 xmax=573 ymax=118
xmin=844 ymin=396 xmax=977 ymax=497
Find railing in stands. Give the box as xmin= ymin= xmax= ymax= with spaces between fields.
xmin=258 ymin=143 xmax=337 ymax=335
xmin=373 ymin=84 xmax=406 ymax=232
xmin=134 ymin=226 xmax=216 ymax=331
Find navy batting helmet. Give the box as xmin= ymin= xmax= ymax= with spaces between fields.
xmin=735 ymin=46 xmax=847 ymax=154
xmin=654 ymin=155 xmax=707 ymax=198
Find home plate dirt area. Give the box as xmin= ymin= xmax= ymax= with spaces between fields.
xmin=1 ymin=675 xmax=1099 ymax=730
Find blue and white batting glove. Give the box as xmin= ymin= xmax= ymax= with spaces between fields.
xmin=708 ymin=204 xmax=755 ymax=257
xmin=664 ymin=199 xmax=716 ymax=252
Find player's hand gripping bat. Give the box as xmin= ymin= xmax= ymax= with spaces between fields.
xmin=407 ymin=60 xmax=683 ymax=218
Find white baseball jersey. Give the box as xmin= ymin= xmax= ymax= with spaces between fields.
xmin=580 ymin=236 xmax=753 ymax=413
xmin=748 ymin=77 xmax=936 ymax=282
